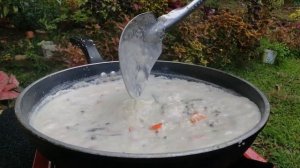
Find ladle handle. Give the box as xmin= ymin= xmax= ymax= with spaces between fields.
xmin=160 ymin=0 xmax=205 ymax=31
xmin=70 ymin=37 xmax=104 ymax=64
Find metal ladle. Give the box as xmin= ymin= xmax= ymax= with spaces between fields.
xmin=119 ymin=0 xmax=205 ymax=98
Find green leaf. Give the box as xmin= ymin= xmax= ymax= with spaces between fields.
xmin=3 ymin=6 xmax=9 ymax=17
xmin=56 ymin=0 xmax=62 ymax=5
xmin=13 ymin=6 xmax=18 ymax=13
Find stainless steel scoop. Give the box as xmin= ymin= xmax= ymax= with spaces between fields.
xmin=119 ymin=0 xmax=205 ymax=98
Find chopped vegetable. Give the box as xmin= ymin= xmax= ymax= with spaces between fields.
xmin=190 ymin=112 xmax=207 ymax=124
xmin=149 ymin=122 xmax=163 ymax=133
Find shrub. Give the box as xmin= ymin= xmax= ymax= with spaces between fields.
xmin=0 ymin=0 xmax=18 ymax=20
xmin=258 ymin=38 xmax=292 ymax=63
xmin=293 ymin=0 xmax=300 ymax=4
xmin=163 ymin=35 xmax=207 ymax=65
xmin=266 ymin=21 xmax=300 ymax=52
xmin=9 ymin=1 xmax=62 ymax=30
xmin=262 ymin=0 xmax=285 ymax=9
xmin=117 ymin=0 xmax=191 ymax=17
xmin=161 ymin=10 xmax=262 ymax=68
xmin=289 ymin=8 xmax=300 ymax=21
xmin=244 ymin=0 xmax=272 ymax=29
xmin=244 ymin=0 xmax=285 ymax=10
xmin=84 ymin=0 xmax=122 ymax=22
xmin=86 ymin=15 xmax=132 ymax=61
xmin=203 ymin=0 xmax=220 ymax=9
xmin=2 ymin=0 xmax=91 ymax=31
xmin=188 ymin=10 xmax=261 ymax=67
xmin=159 ymin=10 xmax=206 ymax=65
xmin=121 ymin=0 xmax=169 ymax=16
xmin=2 ymin=0 xmax=178 ymax=31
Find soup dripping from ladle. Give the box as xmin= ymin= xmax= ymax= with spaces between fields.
xmin=119 ymin=0 xmax=205 ymax=98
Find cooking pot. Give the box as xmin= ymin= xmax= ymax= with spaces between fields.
xmin=15 ymin=37 xmax=270 ymax=168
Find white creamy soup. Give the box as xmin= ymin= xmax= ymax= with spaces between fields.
xmin=30 ymin=75 xmax=261 ymax=154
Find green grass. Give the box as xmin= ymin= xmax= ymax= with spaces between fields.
xmin=225 ymin=58 xmax=300 ymax=168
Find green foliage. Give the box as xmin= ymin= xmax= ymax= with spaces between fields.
xmin=128 ymin=0 xmax=169 ymax=16
xmin=9 ymin=1 xmax=61 ymax=30
xmin=243 ymin=0 xmax=284 ymax=13
xmin=2 ymin=39 xmax=49 ymax=72
xmin=0 ymin=0 xmax=183 ymax=31
xmin=84 ymin=0 xmax=122 ymax=22
xmin=292 ymin=0 xmax=300 ymax=5
xmin=0 ymin=0 xmax=18 ymax=19
xmin=203 ymin=0 xmax=220 ymax=8
xmin=167 ymin=38 xmax=207 ymax=65
xmin=258 ymin=38 xmax=292 ymax=62
xmin=70 ymin=9 xmax=91 ymax=23
xmin=262 ymin=0 xmax=285 ymax=9
xmin=0 ymin=36 xmax=66 ymax=87
xmin=290 ymin=49 xmax=300 ymax=59
xmin=1 ymin=0 xmax=91 ymax=31
xmin=289 ymin=8 xmax=300 ymax=20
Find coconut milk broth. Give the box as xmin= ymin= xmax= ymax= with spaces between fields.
xmin=30 ymin=74 xmax=261 ymax=154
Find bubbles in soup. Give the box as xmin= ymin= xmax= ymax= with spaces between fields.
xmin=30 ymin=75 xmax=261 ymax=153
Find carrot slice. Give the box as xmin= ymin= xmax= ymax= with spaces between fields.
xmin=149 ymin=123 xmax=163 ymax=133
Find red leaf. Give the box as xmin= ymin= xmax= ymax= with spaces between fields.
xmin=0 ymin=90 xmax=19 ymax=100
xmin=0 ymin=71 xmax=20 ymax=100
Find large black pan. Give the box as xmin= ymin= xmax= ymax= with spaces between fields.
xmin=15 ymin=38 xmax=270 ymax=168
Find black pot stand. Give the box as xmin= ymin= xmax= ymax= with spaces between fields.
xmin=0 ymin=108 xmax=35 ymax=168
xmin=32 ymin=149 xmax=274 ymax=168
